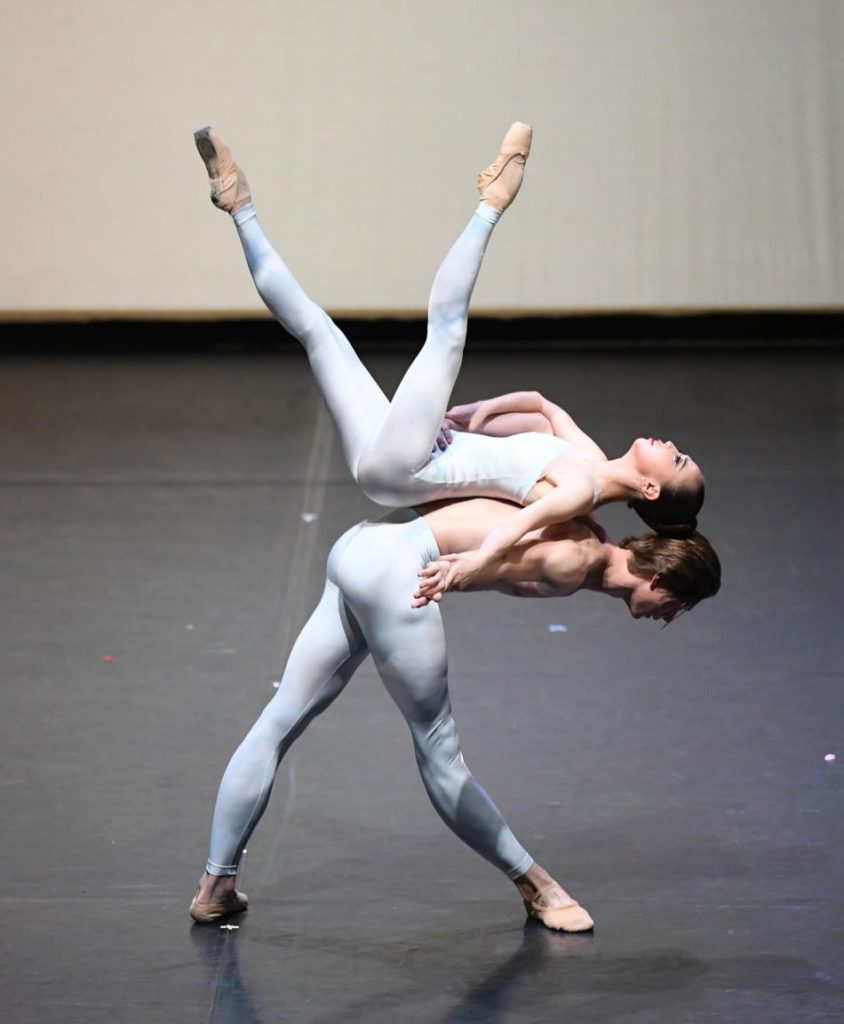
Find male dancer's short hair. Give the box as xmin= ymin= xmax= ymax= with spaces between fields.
xmin=619 ymin=532 xmax=721 ymax=608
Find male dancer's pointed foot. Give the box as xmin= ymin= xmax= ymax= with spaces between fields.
xmin=477 ymin=122 xmax=532 ymax=211
xmin=189 ymin=883 xmax=249 ymax=924
xmin=193 ymin=126 xmax=252 ymax=214
xmin=524 ymin=885 xmax=594 ymax=932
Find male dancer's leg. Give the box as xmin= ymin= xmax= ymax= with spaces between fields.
xmin=335 ymin=521 xmax=533 ymax=878
xmin=365 ymin=603 xmax=594 ymax=929
xmin=191 ymin=580 xmax=368 ymax=921
xmin=369 ymin=605 xmax=533 ymax=879
xmin=334 ymin=517 xmax=595 ymax=930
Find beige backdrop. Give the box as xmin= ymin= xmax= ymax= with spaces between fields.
xmin=2 ymin=0 xmax=842 ymax=315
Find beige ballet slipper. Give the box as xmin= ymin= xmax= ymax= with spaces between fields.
xmin=189 ymin=884 xmax=249 ymax=924
xmin=193 ymin=126 xmax=253 ymax=214
xmin=477 ymin=121 xmax=533 ymax=211
xmin=524 ymin=884 xmax=594 ymax=932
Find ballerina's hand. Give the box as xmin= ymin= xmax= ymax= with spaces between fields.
xmin=443 ymin=402 xmax=482 ymax=430
xmin=432 ymin=419 xmax=455 ymax=452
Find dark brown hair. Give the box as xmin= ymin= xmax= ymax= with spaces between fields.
xmin=629 ymin=479 xmax=705 ymax=539
xmin=619 ymin=530 xmax=721 ymax=608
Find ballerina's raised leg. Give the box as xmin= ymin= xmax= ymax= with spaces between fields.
xmin=194 ymin=123 xmax=531 ymax=503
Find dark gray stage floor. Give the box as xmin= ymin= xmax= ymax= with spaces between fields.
xmin=0 ymin=346 xmax=841 ymax=1023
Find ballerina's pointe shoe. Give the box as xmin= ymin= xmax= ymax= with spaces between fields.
xmin=189 ymin=885 xmax=249 ymax=924
xmin=193 ymin=126 xmax=252 ymax=214
xmin=524 ymin=885 xmax=594 ymax=932
xmin=477 ymin=121 xmax=532 ymax=211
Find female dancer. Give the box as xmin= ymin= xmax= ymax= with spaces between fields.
xmin=193 ymin=125 xmax=705 ymax=593
xmin=189 ymin=497 xmax=721 ymax=929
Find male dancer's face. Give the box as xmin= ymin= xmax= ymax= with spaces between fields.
xmin=627 ymin=576 xmax=687 ymax=623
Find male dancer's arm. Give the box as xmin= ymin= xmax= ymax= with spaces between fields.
xmin=412 ymin=533 xmax=589 ymax=607
xmin=412 ymin=564 xmax=563 ymax=606
xmin=414 ymin=478 xmax=596 ymax=600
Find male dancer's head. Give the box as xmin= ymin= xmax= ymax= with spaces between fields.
xmin=617 ymin=531 xmax=721 ymax=623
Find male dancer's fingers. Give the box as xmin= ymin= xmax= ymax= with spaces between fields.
xmin=415 ymin=563 xmax=450 ymax=601
xmin=415 ymin=575 xmax=444 ymax=597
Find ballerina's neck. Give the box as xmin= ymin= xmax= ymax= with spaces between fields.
xmin=589 ymin=459 xmax=641 ymax=503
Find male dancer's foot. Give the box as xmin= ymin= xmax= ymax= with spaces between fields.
xmin=193 ymin=126 xmax=253 ymax=214
xmin=477 ymin=122 xmax=532 ymax=212
xmin=514 ymin=862 xmax=594 ymax=932
xmin=189 ymin=871 xmax=249 ymax=923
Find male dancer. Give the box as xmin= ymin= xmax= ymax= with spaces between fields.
xmin=190 ymin=497 xmax=720 ymax=931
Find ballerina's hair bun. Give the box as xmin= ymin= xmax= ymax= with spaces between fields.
xmin=628 ymin=488 xmax=703 ymax=540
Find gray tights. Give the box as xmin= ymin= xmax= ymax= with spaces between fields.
xmin=206 ymin=512 xmax=533 ymax=881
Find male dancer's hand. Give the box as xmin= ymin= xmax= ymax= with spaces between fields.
xmin=412 ymin=558 xmax=451 ymax=607
xmin=413 ymin=551 xmax=487 ymax=607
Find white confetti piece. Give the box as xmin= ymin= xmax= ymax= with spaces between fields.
xmin=548 ymin=624 xmax=567 ymax=633
xmin=825 ymin=753 xmax=836 ymax=763
xmin=220 ymin=924 xmax=239 ymax=931
xmin=301 ymin=512 xmax=319 ymax=523
xmin=272 ymin=680 xmax=281 ymax=689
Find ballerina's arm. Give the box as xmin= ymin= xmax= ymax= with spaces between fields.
xmin=447 ymin=391 xmax=607 ymax=460
xmin=414 ymin=477 xmax=596 ymax=600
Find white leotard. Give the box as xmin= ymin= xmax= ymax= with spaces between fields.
xmin=414 ymin=431 xmax=570 ymax=504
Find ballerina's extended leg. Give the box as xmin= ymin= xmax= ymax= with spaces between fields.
xmin=194 ymin=123 xmax=531 ymax=503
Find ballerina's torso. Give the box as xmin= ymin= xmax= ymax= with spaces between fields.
xmin=524 ymin=447 xmax=603 ymax=504
xmin=418 ymin=431 xmax=603 ymax=507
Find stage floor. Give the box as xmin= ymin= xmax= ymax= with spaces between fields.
xmin=1 ymin=345 xmax=841 ymax=1022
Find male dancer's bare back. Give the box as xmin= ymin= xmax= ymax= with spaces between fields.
xmin=415 ymin=498 xmax=688 ymax=622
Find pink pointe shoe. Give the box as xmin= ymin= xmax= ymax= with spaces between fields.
xmin=524 ymin=885 xmax=595 ymax=932
xmin=189 ymin=884 xmax=249 ymax=924
xmin=193 ymin=126 xmax=252 ymax=214
xmin=477 ymin=121 xmax=532 ymax=211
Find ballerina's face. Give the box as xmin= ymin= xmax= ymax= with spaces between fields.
xmin=631 ymin=437 xmax=703 ymax=492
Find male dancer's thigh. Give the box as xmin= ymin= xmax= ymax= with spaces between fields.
xmin=329 ymin=512 xmax=446 ymax=721
xmin=331 ymin=513 xmax=533 ymax=878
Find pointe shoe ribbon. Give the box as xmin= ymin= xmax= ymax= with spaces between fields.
xmin=193 ymin=126 xmax=253 ymax=214
xmin=189 ymin=886 xmax=249 ymax=924
xmin=477 ymin=121 xmax=533 ymax=211
xmin=524 ymin=884 xmax=594 ymax=932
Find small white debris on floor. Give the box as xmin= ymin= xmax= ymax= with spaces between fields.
xmin=220 ymin=924 xmax=239 ymax=931
xmin=548 ymin=624 xmax=567 ymax=633
xmin=301 ymin=512 xmax=319 ymax=523
xmin=824 ymin=753 xmax=836 ymax=762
